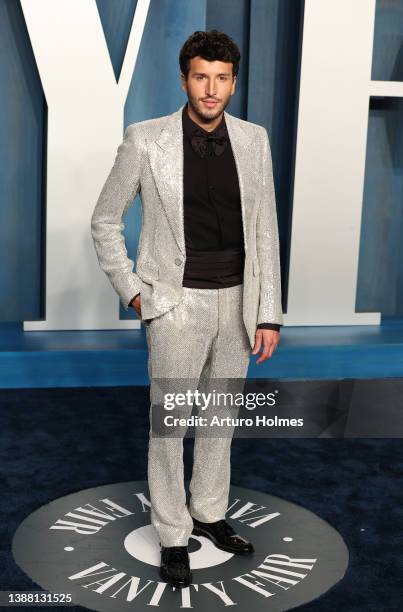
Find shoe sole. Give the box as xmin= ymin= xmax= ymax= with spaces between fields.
xmin=192 ymin=526 xmax=254 ymax=555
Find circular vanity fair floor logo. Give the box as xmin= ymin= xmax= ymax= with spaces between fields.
xmin=12 ymin=481 xmax=348 ymax=611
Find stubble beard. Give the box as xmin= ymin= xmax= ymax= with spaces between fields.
xmin=186 ymin=92 xmax=231 ymax=125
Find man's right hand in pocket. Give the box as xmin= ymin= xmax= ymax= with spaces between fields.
xmin=130 ymin=293 xmax=141 ymax=317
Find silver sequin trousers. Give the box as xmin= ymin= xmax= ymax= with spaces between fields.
xmin=144 ymin=283 xmax=251 ymax=546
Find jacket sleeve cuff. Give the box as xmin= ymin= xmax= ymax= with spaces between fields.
xmin=257 ymin=323 xmax=281 ymax=332
xmin=113 ymin=271 xmax=144 ymax=311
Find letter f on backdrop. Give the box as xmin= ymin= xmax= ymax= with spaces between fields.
xmin=21 ymin=0 xmax=150 ymax=331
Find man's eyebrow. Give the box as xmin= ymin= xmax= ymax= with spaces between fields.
xmin=192 ymin=72 xmax=231 ymax=76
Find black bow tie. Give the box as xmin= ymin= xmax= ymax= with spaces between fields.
xmin=190 ymin=126 xmax=228 ymax=158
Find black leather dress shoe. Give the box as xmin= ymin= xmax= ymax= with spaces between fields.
xmin=192 ymin=518 xmax=254 ymax=555
xmin=159 ymin=545 xmax=192 ymax=588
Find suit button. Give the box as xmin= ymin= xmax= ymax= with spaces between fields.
xmin=175 ymin=258 xmax=182 ymax=266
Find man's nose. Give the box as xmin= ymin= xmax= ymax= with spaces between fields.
xmin=205 ymin=81 xmax=216 ymax=96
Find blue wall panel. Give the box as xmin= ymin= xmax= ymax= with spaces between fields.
xmin=121 ymin=0 xmax=206 ymax=319
xmin=96 ymin=0 xmax=138 ymax=81
xmin=356 ymin=0 xmax=403 ymax=315
xmin=372 ymin=0 xmax=403 ymax=81
xmin=0 ymin=0 xmax=45 ymax=320
xmin=1 ymin=0 xmax=403 ymax=327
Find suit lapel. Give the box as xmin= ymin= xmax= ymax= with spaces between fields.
xmin=224 ymin=110 xmax=257 ymax=253
xmin=147 ymin=106 xmax=185 ymax=255
xmin=147 ymin=104 xmax=256 ymax=256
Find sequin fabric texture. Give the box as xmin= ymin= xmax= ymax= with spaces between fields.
xmin=146 ymin=284 xmax=251 ymax=546
xmin=90 ymin=104 xmax=283 ymax=349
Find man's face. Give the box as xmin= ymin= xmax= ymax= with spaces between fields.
xmin=181 ymin=56 xmax=237 ymax=123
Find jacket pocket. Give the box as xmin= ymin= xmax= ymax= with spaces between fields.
xmin=138 ymin=262 xmax=159 ymax=283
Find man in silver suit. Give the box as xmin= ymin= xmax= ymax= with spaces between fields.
xmin=91 ymin=30 xmax=282 ymax=589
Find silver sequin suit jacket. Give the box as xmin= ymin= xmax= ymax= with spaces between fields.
xmin=91 ymin=103 xmax=283 ymax=349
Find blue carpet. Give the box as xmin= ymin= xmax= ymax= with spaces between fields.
xmin=1 ymin=386 xmax=402 ymax=610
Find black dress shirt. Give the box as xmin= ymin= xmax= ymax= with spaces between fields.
xmin=182 ymin=103 xmax=245 ymax=287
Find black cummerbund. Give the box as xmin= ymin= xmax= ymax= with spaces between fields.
xmin=182 ymin=245 xmax=245 ymax=288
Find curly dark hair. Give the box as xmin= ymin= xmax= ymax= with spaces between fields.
xmin=179 ymin=30 xmax=240 ymax=79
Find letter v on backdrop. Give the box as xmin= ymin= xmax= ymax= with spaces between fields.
xmin=21 ymin=0 xmax=151 ymax=331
